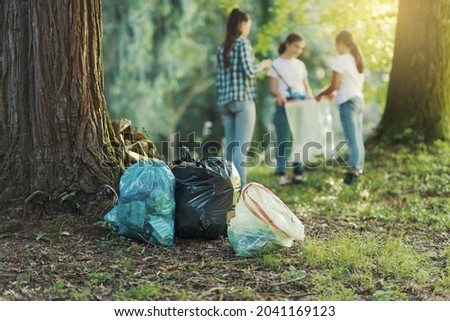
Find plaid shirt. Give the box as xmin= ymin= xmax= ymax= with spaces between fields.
xmin=215 ymin=37 xmax=264 ymax=106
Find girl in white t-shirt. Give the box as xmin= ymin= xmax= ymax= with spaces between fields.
xmin=316 ymin=30 xmax=365 ymax=185
xmin=268 ymin=33 xmax=313 ymax=186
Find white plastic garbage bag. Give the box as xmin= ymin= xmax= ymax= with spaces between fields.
xmin=284 ymin=99 xmax=333 ymax=162
xmin=228 ymin=182 xmax=305 ymax=257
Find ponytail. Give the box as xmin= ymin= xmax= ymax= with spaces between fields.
xmin=278 ymin=42 xmax=287 ymax=55
xmin=278 ymin=33 xmax=304 ymax=55
xmin=222 ymin=8 xmax=249 ymax=69
xmin=350 ymin=43 xmax=364 ymax=73
xmin=336 ymin=30 xmax=364 ymax=73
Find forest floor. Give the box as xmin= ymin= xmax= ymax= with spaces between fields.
xmin=1 ymin=141 xmax=449 ymax=301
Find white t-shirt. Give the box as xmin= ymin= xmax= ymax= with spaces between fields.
xmin=268 ymin=57 xmax=308 ymax=97
xmin=331 ymin=53 xmax=364 ymax=105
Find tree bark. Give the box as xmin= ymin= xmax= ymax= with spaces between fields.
xmin=1 ymin=0 xmax=121 ymax=216
xmin=0 ymin=2 xmax=5 ymax=158
xmin=375 ymin=0 xmax=450 ymax=144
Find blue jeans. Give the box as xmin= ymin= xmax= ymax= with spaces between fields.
xmin=273 ymin=105 xmax=304 ymax=176
xmin=339 ymin=97 xmax=365 ymax=171
xmin=220 ymin=100 xmax=256 ymax=187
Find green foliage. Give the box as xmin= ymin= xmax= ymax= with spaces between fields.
xmin=372 ymin=287 xmax=408 ymax=301
xmin=229 ymin=286 xmax=260 ymax=299
xmin=300 ymin=234 xmax=437 ymax=300
xmin=59 ymin=191 xmax=75 ymax=204
xmin=127 ymin=283 xmax=163 ymax=300
xmin=310 ymin=273 xmax=356 ymax=300
xmin=217 ymin=0 xmax=241 ymax=13
xmin=34 ymin=232 xmax=46 ymax=241
xmin=316 ymin=0 xmax=398 ymax=72
xmin=434 ymin=247 xmax=450 ymax=295
xmin=53 ymin=279 xmax=67 ymax=292
xmin=258 ymin=253 xmax=283 ymax=269
xmin=254 ymin=0 xmax=307 ymax=57
xmin=86 ymin=271 xmax=113 ymax=286
xmin=103 ymin=0 xmax=223 ymax=140
xmin=280 ymin=266 xmax=308 ymax=281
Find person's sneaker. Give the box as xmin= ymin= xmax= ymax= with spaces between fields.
xmin=277 ymin=175 xmax=289 ymax=186
xmin=292 ymin=174 xmax=304 ymax=184
xmin=343 ymin=172 xmax=361 ymax=185
xmin=343 ymin=173 xmax=354 ymax=185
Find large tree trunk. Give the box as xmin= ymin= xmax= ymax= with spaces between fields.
xmin=0 ymin=5 xmax=5 ymax=158
xmin=375 ymin=0 xmax=450 ymax=144
xmin=1 ymin=0 xmax=121 ymax=216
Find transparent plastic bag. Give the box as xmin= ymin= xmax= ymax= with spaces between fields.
xmin=284 ymin=99 xmax=333 ymax=162
xmin=228 ymin=182 xmax=305 ymax=257
xmin=104 ymin=159 xmax=176 ymax=246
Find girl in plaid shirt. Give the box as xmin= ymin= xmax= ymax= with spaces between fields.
xmin=215 ymin=8 xmax=271 ymax=187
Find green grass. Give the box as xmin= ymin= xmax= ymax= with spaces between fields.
xmin=242 ymin=141 xmax=450 ymax=299
xmin=300 ymin=235 xmax=438 ymax=297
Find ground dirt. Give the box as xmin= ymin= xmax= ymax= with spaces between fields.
xmin=1 ymin=203 xmax=448 ymax=301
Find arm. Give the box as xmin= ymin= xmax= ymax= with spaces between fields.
xmin=240 ymin=39 xmax=271 ymax=77
xmin=269 ymin=77 xmax=286 ymax=106
xmin=315 ymin=71 xmax=341 ymax=101
xmin=215 ymin=49 xmax=223 ymax=97
xmin=303 ymin=76 xmax=314 ymax=99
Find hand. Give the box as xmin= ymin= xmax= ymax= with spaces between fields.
xmin=275 ymin=94 xmax=287 ymax=106
xmin=315 ymin=92 xmax=331 ymax=101
xmin=261 ymin=59 xmax=272 ymax=69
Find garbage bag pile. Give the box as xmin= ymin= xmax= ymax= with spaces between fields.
xmin=103 ymin=149 xmax=305 ymax=256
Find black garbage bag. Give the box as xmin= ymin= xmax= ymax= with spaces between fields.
xmin=171 ymin=147 xmax=240 ymax=239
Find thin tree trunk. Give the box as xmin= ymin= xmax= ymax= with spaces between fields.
xmin=375 ymin=0 xmax=450 ymax=144
xmin=1 ymin=0 xmax=121 ymax=215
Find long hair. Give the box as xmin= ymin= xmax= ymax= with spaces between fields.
xmin=278 ymin=33 xmax=304 ymax=55
xmin=336 ymin=30 xmax=364 ymax=73
xmin=222 ymin=8 xmax=249 ymax=69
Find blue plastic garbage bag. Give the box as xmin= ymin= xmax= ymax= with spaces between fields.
xmin=104 ymin=159 xmax=176 ymax=246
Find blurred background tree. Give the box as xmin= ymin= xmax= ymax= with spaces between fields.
xmin=102 ymin=0 xmax=399 ymax=160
